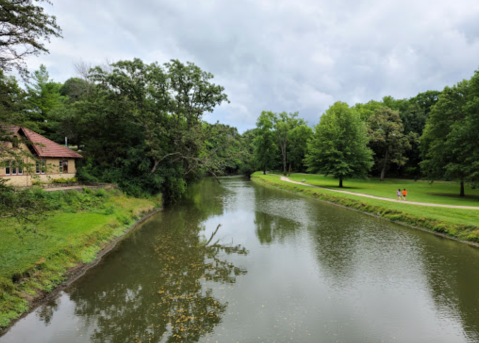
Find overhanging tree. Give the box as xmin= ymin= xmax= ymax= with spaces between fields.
xmin=0 ymin=0 xmax=62 ymax=77
xmin=75 ymin=58 xmax=229 ymax=200
xmin=305 ymin=102 xmax=373 ymax=187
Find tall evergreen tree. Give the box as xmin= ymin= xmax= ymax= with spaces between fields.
xmin=25 ymin=64 xmax=63 ymax=137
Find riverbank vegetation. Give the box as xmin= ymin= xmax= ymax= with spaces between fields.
xmin=252 ymin=173 xmax=479 ymax=242
xmin=251 ymin=70 xmax=479 ymax=197
xmin=286 ymin=173 xmax=479 ymax=207
xmin=0 ymin=187 xmax=161 ymax=329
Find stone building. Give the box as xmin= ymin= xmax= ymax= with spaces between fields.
xmin=0 ymin=126 xmax=83 ymax=187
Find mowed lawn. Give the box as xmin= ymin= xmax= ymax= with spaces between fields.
xmin=286 ymin=173 xmax=479 ymax=207
xmin=255 ymin=173 xmax=479 ymax=228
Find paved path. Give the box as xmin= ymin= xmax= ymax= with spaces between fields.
xmin=280 ymin=176 xmax=479 ymax=210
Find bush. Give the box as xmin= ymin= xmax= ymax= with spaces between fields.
xmin=52 ymin=177 xmax=77 ymax=184
xmin=94 ymin=188 xmax=108 ymax=198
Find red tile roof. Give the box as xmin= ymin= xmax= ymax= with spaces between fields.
xmin=1 ymin=125 xmax=83 ymax=159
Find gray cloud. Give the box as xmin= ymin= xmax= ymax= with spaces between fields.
xmin=29 ymin=0 xmax=479 ymax=131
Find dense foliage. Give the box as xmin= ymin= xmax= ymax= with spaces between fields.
xmin=304 ymin=102 xmax=373 ymax=187
xmin=252 ymin=111 xmax=312 ymax=175
xmin=0 ymin=59 xmax=260 ymax=203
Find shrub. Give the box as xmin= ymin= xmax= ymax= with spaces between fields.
xmin=432 ymin=224 xmax=447 ymax=233
xmin=94 ymin=188 xmax=108 ymax=198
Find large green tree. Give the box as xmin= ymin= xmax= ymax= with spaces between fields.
xmin=0 ymin=0 xmax=61 ymax=76
xmin=354 ymin=100 xmax=384 ymax=121
xmin=305 ymin=102 xmax=373 ymax=187
xmin=272 ymin=111 xmax=306 ymax=175
xmin=253 ymin=111 xmax=277 ymax=175
xmin=72 ymin=58 xmax=228 ymax=201
xmin=409 ymin=90 xmax=441 ymax=115
xmin=460 ymin=71 xmax=479 ymax=185
xmin=368 ymin=107 xmax=413 ymax=181
xmin=237 ymin=128 xmax=257 ymax=177
xmin=288 ymin=124 xmax=313 ymax=173
xmin=421 ymin=80 xmax=470 ymax=196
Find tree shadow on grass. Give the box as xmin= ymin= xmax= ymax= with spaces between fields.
xmin=310 ymin=184 xmax=364 ymax=191
xmin=426 ymin=193 xmax=479 ymax=201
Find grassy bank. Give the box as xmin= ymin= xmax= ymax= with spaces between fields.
xmin=286 ymin=173 xmax=479 ymax=206
xmin=252 ymin=173 xmax=479 ymax=243
xmin=0 ymin=188 xmax=161 ymax=330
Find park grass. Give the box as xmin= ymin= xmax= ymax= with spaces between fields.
xmin=252 ymin=173 xmax=479 ymax=243
xmin=0 ymin=189 xmax=161 ymax=330
xmin=285 ymin=173 xmax=479 ymax=206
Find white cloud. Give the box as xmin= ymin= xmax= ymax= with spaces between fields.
xmin=25 ymin=0 xmax=479 ymax=131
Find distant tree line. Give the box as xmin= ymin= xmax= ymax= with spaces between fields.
xmin=252 ymin=70 xmax=479 ymax=195
xmin=2 ymin=0 xmax=479 ymax=203
xmin=4 ymin=61 xmax=478 ymax=200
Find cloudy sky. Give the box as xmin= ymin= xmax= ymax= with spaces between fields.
xmin=30 ymin=0 xmax=479 ymax=132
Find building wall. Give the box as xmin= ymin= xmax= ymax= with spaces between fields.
xmin=0 ymin=144 xmax=79 ymax=186
xmin=3 ymin=175 xmax=32 ymax=187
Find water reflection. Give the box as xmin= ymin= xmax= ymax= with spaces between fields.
xmin=50 ymin=179 xmax=247 ymax=343
xmin=419 ymin=240 xmax=479 ymax=342
xmin=3 ymin=177 xmax=479 ymax=343
xmin=253 ymin=185 xmax=303 ymax=245
xmin=251 ymin=181 xmax=479 ymax=342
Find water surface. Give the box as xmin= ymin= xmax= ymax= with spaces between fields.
xmin=2 ymin=177 xmax=479 ymax=342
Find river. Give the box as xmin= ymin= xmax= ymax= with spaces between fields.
xmin=2 ymin=177 xmax=479 ymax=342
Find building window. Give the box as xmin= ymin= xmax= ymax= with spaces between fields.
xmin=59 ymin=160 xmax=69 ymax=173
xmin=36 ymin=161 xmax=41 ymax=174
xmin=4 ymin=160 xmax=23 ymax=175
xmin=5 ymin=160 xmax=11 ymax=175
xmin=41 ymin=159 xmax=46 ymax=174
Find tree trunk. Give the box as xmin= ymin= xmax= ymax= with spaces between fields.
xmin=209 ymin=170 xmax=222 ymax=184
xmin=288 ymin=163 xmax=292 ymax=176
xmin=380 ymin=150 xmax=389 ymax=182
xmin=263 ymin=167 xmax=266 ymax=175
xmin=339 ymin=177 xmax=343 ymax=188
xmin=283 ymin=154 xmax=287 ymax=176
xmin=460 ymin=180 xmax=465 ymax=197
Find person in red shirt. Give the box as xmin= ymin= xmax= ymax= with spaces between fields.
xmin=402 ymin=188 xmax=407 ymax=200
